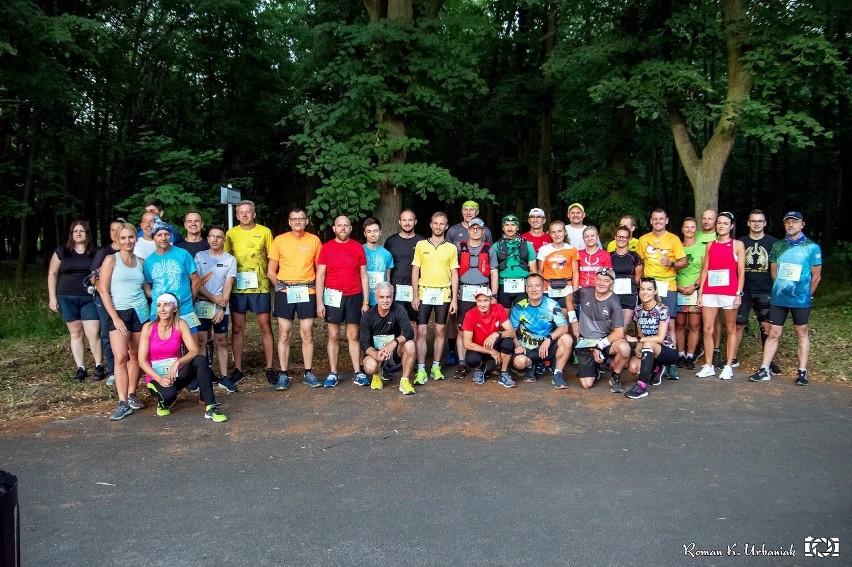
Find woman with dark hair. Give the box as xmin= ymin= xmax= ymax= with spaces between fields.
xmin=138 ymin=294 xmax=227 ymax=423
xmin=610 ymin=225 xmax=643 ymax=328
xmin=624 ymin=278 xmax=679 ymax=399
xmin=48 ymin=220 xmax=104 ymax=381
xmin=98 ymin=222 xmax=151 ymax=421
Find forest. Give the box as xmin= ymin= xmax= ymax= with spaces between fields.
xmin=1 ymin=0 xmax=849 ymax=281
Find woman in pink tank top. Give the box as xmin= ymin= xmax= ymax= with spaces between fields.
xmin=696 ymin=212 xmax=745 ymax=380
xmin=137 ymin=293 xmax=228 ymax=423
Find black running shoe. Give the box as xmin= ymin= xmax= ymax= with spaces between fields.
xmin=712 ymin=349 xmax=723 ymax=368
xmin=684 ymin=356 xmax=696 ymax=370
xmin=609 ymin=373 xmax=624 ymax=393
xmin=748 ymin=367 xmax=771 ymax=382
xmin=93 ymin=364 xmax=106 ymax=380
xmin=651 ymin=366 xmax=664 ymax=386
xmin=769 ymin=361 xmax=782 ymax=375
xmin=795 ymin=369 xmax=809 ymax=386
xmin=230 ymin=368 xmax=245 ymax=384
xmin=675 ymin=355 xmax=686 ymax=369
xmin=265 ymin=367 xmax=277 ymax=385
xmin=74 ymin=367 xmax=87 ymax=382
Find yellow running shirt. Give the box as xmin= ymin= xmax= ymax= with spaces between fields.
xmin=412 ymin=239 xmax=458 ymax=299
xmin=225 ymin=224 xmax=273 ymax=294
xmin=637 ymin=231 xmax=685 ymax=291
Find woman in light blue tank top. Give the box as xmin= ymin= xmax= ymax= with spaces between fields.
xmin=97 ymin=223 xmax=152 ymax=421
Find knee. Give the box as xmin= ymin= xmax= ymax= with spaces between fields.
xmin=434 ymin=325 xmax=446 ymax=338
xmin=327 ymin=327 xmax=340 ymax=342
xmin=795 ymin=326 xmax=809 ymax=340
xmin=279 ymin=329 xmax=292 ymax=343
xmin=363 ymin=357 xmax=379 ymax=374
xmin=300 ymin=328 xmax=312 ymax=342
xmin=416 ymin=326 xmax=428 ymax=339
xmin=231 ymin=320 xmax=245 ymax=334
xmin=403 ymin=341 xmax=415 ymax=355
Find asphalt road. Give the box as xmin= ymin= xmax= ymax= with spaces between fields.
xmin=1 ymin=370 xmax=850 ymax=566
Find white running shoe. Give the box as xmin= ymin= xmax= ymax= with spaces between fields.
xmin=719 ymin=365 xmax=734 ymax=380
xmin=696 ymin=364 xmax=716 ymax=378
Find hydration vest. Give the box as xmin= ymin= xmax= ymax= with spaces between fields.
xmin=495 ymin=238 xmax=530 ymax=272
xmin=458 ymin=241 xmax=492 ymax=277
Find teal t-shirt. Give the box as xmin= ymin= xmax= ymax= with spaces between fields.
xmin=769 ymin=236 xmax=821 ymax=308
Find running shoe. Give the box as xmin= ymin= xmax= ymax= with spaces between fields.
xmin=265 ymin=367 xmax=277 ymax=386
xmin=625 ymin=381 xmax=648 ymax=399
xmin=109 ymin=401 xmax=132 ymax=421
xmin=399 ymin=377 xmax=416 ymax=395
xmin=430 ymin=366 xmax=445 ymax=381
xmin=106 ymin=374 xmax=116 ymax=387
xmin=382 ymin=362 xmax=401 ymax=381
xmin=683 ymin=356 xmax=696 ymax=370
xmin=731 ymin=357 xmax=740 ymax=368
xmin=667 ymin=365 xmax=680 ymax=380
xmin=371 ymin=374 xmax=383 ymax=390
xmin=497 ymin=372 xmax=516 ymax=388
xmin=218 ymin=376 xmax=239 ymax=393
xmin=93 ymin=364 xmax=106 ymax=381
xmin=675 ymin=355 xmax=686 ymax=369
xmin=769 ymin=361 xmax=782 ymax=376
xmin=188 ymin=379 xmax=200 ymax=394
xmin=229 ymin=368 xmax=245 ymax=384
xmin=275 ymin=371 xmax=291 ymax=391
xmin=748 ymin=368 xmax=771 ymax=382
xmin=323 ymin=373 xmax=339 ymax=388
xmin=696 ymin=364 xmax=716 ymax=378
xmin=719 ymin=365 xmax=734 ymax=380
xmin=472 ymin=369 xmax=485 ymax=385
xmin=74 ymin=367 xmax=87 ymax=382
xmin=446 ymin=350 xmax=459 ymax=366
xmin=453 ymin=364 xmax=467 ymax=379
xmin=534 ymin=361 xmax=546 ymax=376
xmin=353 ymin=372 xmax=370 ymax=386
xmin=127 ymin=394 xmax=144 ymax=410
xmin=650 ymin=366 xmax=664 ymax=386
xmin=155 ymin=401 xmax=171 ymax=417
xmin=523 ymin=367 xmax=536 ymax=383
xmin=795 ymin=369 xmax=809 ymax=386
xmin=303 ymin=371 xmax=322 ymax=388
xmin=551 ymin=371 xmax=568 ymax=390
xmin=204 ymin=404 xmax=228 ymax=422
xmin=609 ymin=373 xmax=624 ymax=393
xmin=414 ymin=368 xmax=428 ymax=385
xmin=712 ymin=349 xmax=723 ymax=368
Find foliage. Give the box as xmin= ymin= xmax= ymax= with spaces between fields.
xmin=559 ymin=171 xmax=651 ymax=238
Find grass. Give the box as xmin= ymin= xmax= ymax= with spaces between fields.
xmin=0 ymin=260 xmax=849 ymax=423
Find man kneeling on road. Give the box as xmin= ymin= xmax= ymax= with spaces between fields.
xmin=567 ymin=268 xmax=631 ymax=392
xmin=509 ymin=273 xmax=574 ymax=389
xmin=360 ymin=282 xmax=417 ymax=395
xmin=461 ymin=287 xmax=515 ymax=386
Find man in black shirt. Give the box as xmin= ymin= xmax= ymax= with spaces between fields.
xmin=175 ymin=211 xmax=210 ymax=257
xmin=360 ymin=282 xmax=417 ymax=394
xmin=384 ymin=209 xmax=425 ymax=322
xmin=735 ymin=209 xmax=780 ymax=374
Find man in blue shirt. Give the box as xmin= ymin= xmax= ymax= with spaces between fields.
xmin=749 ymin=212 xmax=822 ymax=386
xmin=363 ymin=217 xmax=394 ymax=306
xmin=144 ymin=219 xmax=200 ymax=332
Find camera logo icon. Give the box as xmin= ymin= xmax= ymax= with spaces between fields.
xmin=804 ymin=536 xmax=840 ymax=557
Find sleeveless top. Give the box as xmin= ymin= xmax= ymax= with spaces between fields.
xmin=111 ymin=254 xmax=149 ymax=322
xmin=703 ymin=240 xmax=738 ymax=296
xmin=145 ymin=323 xmax=181 ymax=383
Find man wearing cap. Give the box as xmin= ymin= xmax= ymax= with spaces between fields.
xmin=411 ymin=211 xmax=458 ymax=384
xmin=267 ymin=207 xmax=323 ymax=390
xmin=453 ymin=217 xmax=498 ymax=378
xmin=175 ymin=211 xmax=210 ymax=258
xmin=522 ymin=208 xmax=553 ymax=252
xmin=566 ymin=268 xmax=631 ymax=392
xmin=143 ymin=218 xmax=200 ymax=331
xmin=565 ymin=203 xmax=601 ymax=250
xmin=359 ymin=282 xmax=417 ymax=395
xmin=225 ymin=200 xmax=275 ymax=387
xmin=509 ymin=273 xmax=574 ymax=389
xmin=384 ymin=209 xmax=426 ymax=323
xmin=447 ymin=200 xmax=494 ymax=246
xmin=749 ymin=211 xmax=822 ymax=386
xmin=461 ymin=287 xmax=516 ymax=386
xmin=637 ymin=208 xmax=687 ymax=379
xmin=491 ymin=214 xmax=538 ymax=309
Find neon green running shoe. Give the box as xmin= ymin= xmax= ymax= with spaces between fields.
xmin=371 ymin=374 xmax=383 ymax=390
xmin=156 ymin=402 xmax=171 ymax=417
xmin=414 ymin=368 xmax=428 ymax=385
xmin=399 ymin=377 xmax=416 ymax=395
xmin=204 ymin=404 xmax=228 ymax=423
xmin=430 ymin=365 xmax=445 ymax=380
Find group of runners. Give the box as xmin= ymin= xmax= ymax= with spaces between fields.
xmin=48 ymin=198 xmax=822 ymax=421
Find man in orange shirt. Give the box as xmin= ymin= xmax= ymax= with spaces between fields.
xmin=267 ymin=208 xmax=323 ymax=389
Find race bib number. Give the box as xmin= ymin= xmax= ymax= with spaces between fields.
xmin=152 ymin=357 xmax=178 ymax=376
xmin=574 ymin=338 xmax=599 ymax=349
xmin=613 ymin=278 xmax=632 ymax=295
xmin=236 ymin=271 xmax=258 ymax=290
xmin=777 ymin=262 xmax=802 ymax=282
xmin=655 ymin=280 xmax=669 ymax=298
xmin=195 ymin=300 xmax=216 ymax=320
xmin=395 ymin=284 xmax=413 ymax=302
xmin=548 ymin=285 xmax=571 ymax=298
xmin=677 ymin=292 xmax=698 ymax=306
xmin=181 ymin=312 xmax=201 ymax=328
xmin=708 ymin=269 xmax=730 ymax=287
xmin=323 ymin=288 xmax=342 ymax=308
xmin=368 ymin=271 xmax=384 ymax=289
xmin=422 ymin=287 xmax=444 ymax=306
xmin=461 ymin=285 xmax=478 ymax=302
xmin=287 ymin=285 xmax=309 ymax=304
xmin=372 ymin=334 xmax=394 ymax=350
xmin=503 ymin=278 xmax=525 ymax=293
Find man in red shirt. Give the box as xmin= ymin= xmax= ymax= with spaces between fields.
xmin=461 ymin=288 xmax=516 ymax=386
xmin=316 ymin=215 xmax=369 ymax=388
xmin=521 ymin=208 xmax=553 ymax=253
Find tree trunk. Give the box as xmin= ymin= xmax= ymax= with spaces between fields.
xmin=536 ymin=3 xmax=557 ymax=219
xmin=15 ymin=118 xmax=38 ymax=285
xmin=668 ymin=0 xmax=750 ymax=217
